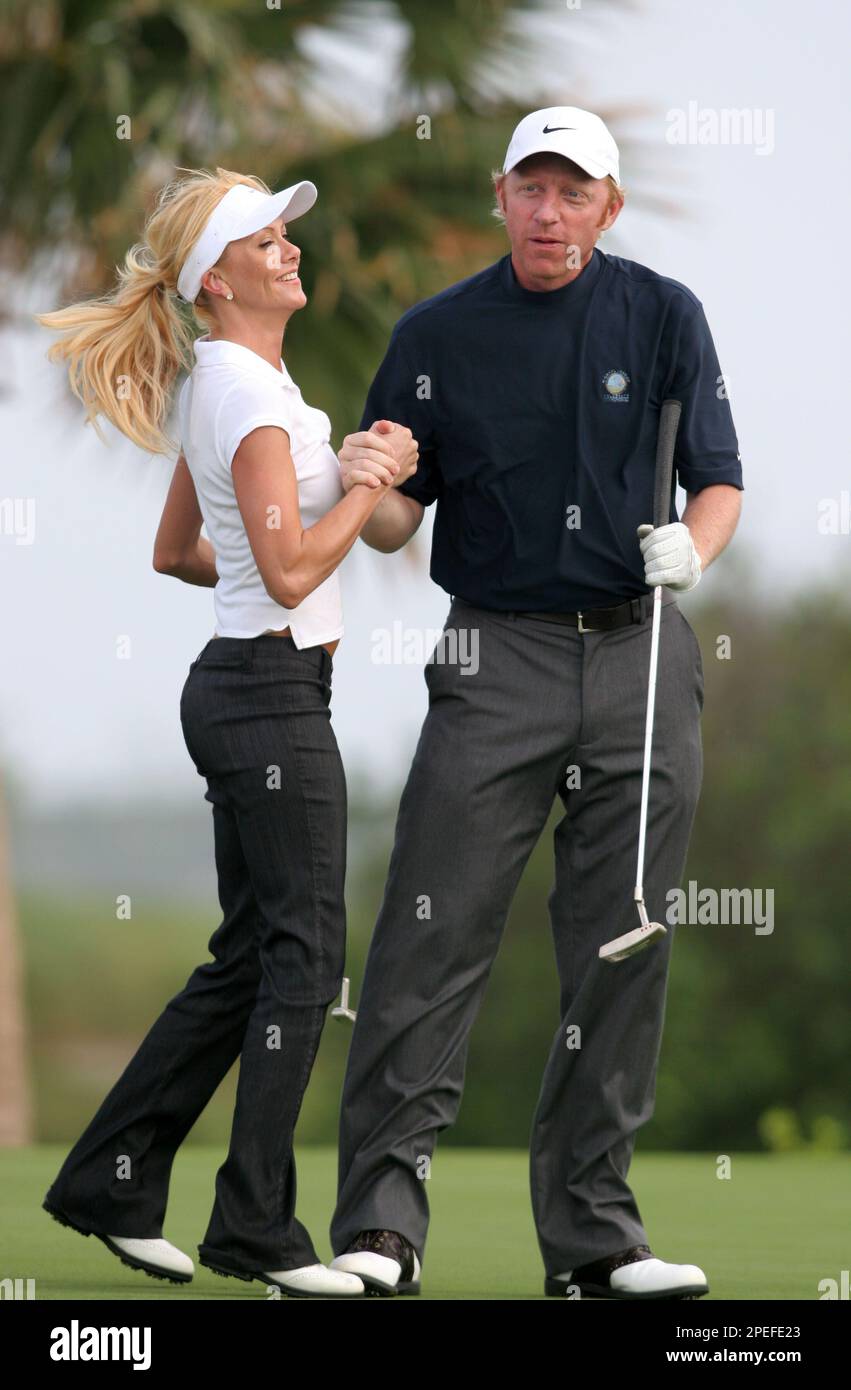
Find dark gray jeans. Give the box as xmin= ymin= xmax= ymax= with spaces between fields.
xmin=44 ymin=634 xmax=346 ymax=1273
xmin=331 ymin=591 xmax=704 ymax=1276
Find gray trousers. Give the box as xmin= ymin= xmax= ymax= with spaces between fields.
xmin=330 ymin=591 xmax=704 ymax=1275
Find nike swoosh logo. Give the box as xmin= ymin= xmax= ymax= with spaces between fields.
xmin=542 ymin=125 xmax=576 ymax=134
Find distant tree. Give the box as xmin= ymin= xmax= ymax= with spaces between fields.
xmin=0 ymin=0 xmax=654 ymax=428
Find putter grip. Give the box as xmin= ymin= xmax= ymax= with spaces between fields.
xmin=653 ymin=398 xmax=682 ymax=530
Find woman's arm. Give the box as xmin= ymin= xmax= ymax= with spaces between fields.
xmin=152 ymin=454 xmax=219 ymax=587
xmin=164 ymin=535 xmax=219 ymax=587
xmin=231 ymin=424 xmax=417 ymax=608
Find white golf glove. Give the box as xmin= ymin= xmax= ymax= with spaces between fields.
xmin=637 ymin=521 xmax=702 ymax=592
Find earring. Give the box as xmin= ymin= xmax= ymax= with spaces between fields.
xmin=225 ymin=291 xmax=234 ymax=301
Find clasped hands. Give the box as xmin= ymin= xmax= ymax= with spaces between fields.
xmin=338 ymin=420 xmax=418 ymax=493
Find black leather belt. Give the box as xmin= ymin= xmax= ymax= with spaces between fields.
xmin=453 ymin=592 xmax=664 ymax=632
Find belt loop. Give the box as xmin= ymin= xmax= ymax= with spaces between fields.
xmin=631 ymin=598 xmax=641 ymax=624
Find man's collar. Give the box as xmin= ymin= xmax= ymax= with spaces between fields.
xmin=499 ymin=245 xmax=603 ymax=305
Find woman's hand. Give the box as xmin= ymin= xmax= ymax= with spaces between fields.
xmin=338 ymin=420 xmax=418 ymax=492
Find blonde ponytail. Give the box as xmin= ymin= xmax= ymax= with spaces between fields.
xmin=35 ymin=166 xmax=274 ymax=456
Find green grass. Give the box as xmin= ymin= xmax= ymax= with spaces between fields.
xmin=2 ymin=1148 xmax=846 ymax=1300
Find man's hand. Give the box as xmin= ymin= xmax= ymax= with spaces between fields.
xmin=637 ymin=521 xmax=702 ymax=591
xmin=338 ymin=420 xmax=418 ymax=492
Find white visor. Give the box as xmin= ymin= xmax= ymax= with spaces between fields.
xmin=176 ymin=180 xmax=317 ymax=303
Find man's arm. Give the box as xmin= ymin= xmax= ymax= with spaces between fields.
xmin=360 ymin=489 xmax=425 ymax=553
xmin=346 ymin=325 xmax=441 ymax=548
xmin=681 ymin=483 xmax=742 ymax=571
xmin=657 ymin=298 xmax=743 ymax=580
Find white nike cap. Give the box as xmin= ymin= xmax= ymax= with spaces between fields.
xmin=503 ymin=106 xmax=620 ymax=183
xmin=177 ymin=180 xmax=317 ymax=303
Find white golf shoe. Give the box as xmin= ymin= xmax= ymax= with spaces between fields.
xmin=43 ymin=1198 xmax=194 ymax=1284
xmin=330 ymin=1229 xmax=422 ymax=1295
xmin=261 ymin=1264 xmax=365 ymax=1298
xmin=198 ymin=1249 xmax=364 ymax=1298
xmin=105 ymin=1234 xmax=195 ymax=1283
xmin=546 ymin=1243 xmax=709 ymax=1299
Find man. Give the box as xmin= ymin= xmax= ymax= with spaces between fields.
xmin=330 ymin=106 xmax=743 ymax=1299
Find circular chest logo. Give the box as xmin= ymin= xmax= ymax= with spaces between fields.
xmin=602 ymin=369 xmax=630 ymax=400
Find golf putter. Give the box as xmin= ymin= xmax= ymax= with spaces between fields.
xmin=331 ymin=975 xmax=357 ymax=1023
xmin=599 ymin=398 xmax=682 ymax=964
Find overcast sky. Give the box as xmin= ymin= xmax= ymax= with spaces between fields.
xmin=2 ymin=0 xmax=849 ymax=810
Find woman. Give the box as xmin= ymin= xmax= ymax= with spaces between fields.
xmin=34 ymin=166 xmax=417 ymax=1297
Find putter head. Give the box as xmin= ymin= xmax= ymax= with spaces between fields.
xmin=331 ymin=976 xmax=357 ymax=1023
xmin=599 ymin=921 xmax=667 ymax=963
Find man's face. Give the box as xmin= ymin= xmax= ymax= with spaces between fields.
xmin=496 ymin=155 xmax=622 ymax=291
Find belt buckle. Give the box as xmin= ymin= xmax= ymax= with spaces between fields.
xmin=576 ymin=611 xmax=597 ymax=633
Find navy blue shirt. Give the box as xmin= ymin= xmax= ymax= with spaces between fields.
xmin=359 ymin=247 xmax=743 ymax=611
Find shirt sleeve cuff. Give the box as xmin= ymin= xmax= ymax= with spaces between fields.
xmin=677 ymin=467 xmax=744 ymax=494
xmin=224 ymin=418 xmax=292 ymax=470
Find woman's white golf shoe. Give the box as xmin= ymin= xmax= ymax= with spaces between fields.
xmin=105 ymin=1235 xmax=195 ymax=1282
xmin=43 ymin=1199 xmax=195 ymax=1284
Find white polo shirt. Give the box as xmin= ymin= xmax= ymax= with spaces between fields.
xmin=177 ymin=334 xmax=345 ymax=647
